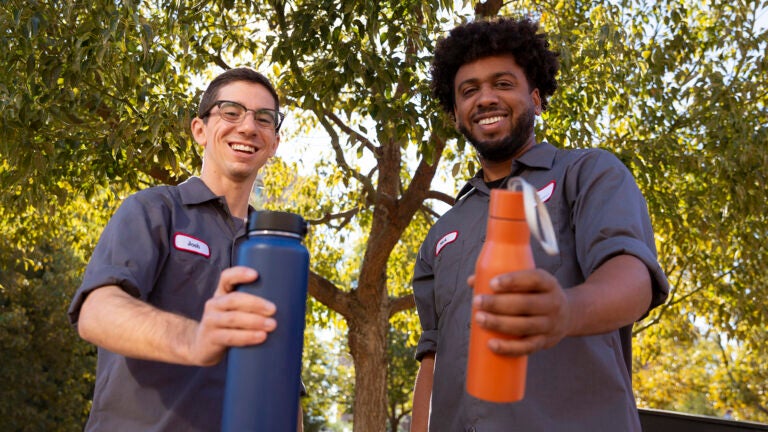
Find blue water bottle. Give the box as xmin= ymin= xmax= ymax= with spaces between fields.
xmin=222 ymin=210 xmax=310 ymax=432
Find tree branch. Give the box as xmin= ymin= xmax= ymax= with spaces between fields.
xmin=419 ymin=203 xmax=441 ymax=220
xmin=306 ymin=208 xmax=359 ymax=229
xmin=388 ymin=293 xmax=415 ymax=317
xmin=474 ymin=0 xmax=504 ymax=18
xmin=317 ymin=115 xmax=377 ymax=199
xmin=324 ymin=110 xmax=379 ymax=156
xmin=398 ymin=135 xmax=447 ymax=226
xmin=308 ymin=271 xmax=353 ymax=319
xmin=427 ymin=190 xmax=455 ymax=206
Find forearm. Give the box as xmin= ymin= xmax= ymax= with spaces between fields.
xmin=78 ymin=285 xmax=198 ymax=365
xmin=565 ymin=254 xmax=652 ymax=337
xmin=411 ymin=353 xmax=434 ymax=432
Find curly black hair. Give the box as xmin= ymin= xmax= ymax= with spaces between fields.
xmin=431 ymin=17 xmax=560 ymax=115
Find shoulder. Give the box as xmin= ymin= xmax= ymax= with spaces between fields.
xmin=120 ymin=185 xmax=182 ymax=210
xmin=110 ymin=186 xmax=181 ymax=225
xmin=129 ymin=184 xmax=179 ymax=203
xmin=555 ymin=147 xmax=625 ymax=169
xmin=554 ymin=147 xmax=635 ymax=186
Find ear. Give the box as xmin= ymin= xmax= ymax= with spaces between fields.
xmin=190 ymin=117 xmax=207 ymax=147
xmin=531 ymin=88 xmax=542 ymax=116
xmin=451 ymin=106 xmax=459 ymax=130
xmin=268 ymin=133 xmax=280 ymax=157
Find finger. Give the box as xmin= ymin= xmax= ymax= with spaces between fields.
xmin=473 ymin=291 xmax=550 ymax=315
xmin=474 ymin=311 xmax=550 ymax=337
xmin=489 ymin=269 xmax=556 ymax=294
xmin=206 ymin=327 xmax=273 ymax=347
xmin=207 ymin=291 xmax=276 ymax=316
xmin=208 ymin=308 xmax=278 ymax=332
xmin=487 ymin=335 xmax=548 ymax=356
xmin=214 ymin=266 xmax=259 ymax=296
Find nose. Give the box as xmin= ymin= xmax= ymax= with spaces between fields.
xmin=236 ymin=113 xmax=260 ymax=135
xmin=476 ymin=84 xmax=499 ymax=107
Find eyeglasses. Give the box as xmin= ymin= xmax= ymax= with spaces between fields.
xmin=203 ymin=100 xmax=285 ymax=130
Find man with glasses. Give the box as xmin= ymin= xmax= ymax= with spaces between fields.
xmin=68 ymin=68 xmax=302 ymax=431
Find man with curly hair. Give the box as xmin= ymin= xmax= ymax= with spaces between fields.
xmin=410 ymin=18 xmax=668 ymax=431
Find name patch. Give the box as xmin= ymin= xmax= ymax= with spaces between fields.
xmin=435 ymin=231 xmax=458 ymax=256
xmin=538 ymin=180 xmax=556 ymax=203
xmin=174 ymin=233 xmax=210 ymax=258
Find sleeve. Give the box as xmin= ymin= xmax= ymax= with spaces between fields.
xmin=568 ymin=150 xmax=669 ymax=312
xmin=412 ymin=238 xmax=439 ymax=361
xmin=68 ymin=192 xmax=170 ymax=325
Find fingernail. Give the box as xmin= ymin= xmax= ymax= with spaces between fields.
xmin=489 ymin=277 xmax=500 ymax=291
xmin=475 ymin=311 xmax=486 ymax=325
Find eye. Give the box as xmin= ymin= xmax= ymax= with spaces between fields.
xmin=219 ymin=103 xmax=244 ymax=120
xmin=460 ymin=86 xmax=478 ymax=97
xmin=254 ymin=110 xmax=277 ymax=127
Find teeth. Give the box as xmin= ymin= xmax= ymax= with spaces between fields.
xmin=478 ymin=116 xmax=504 ymax=125
xmin=231 ymin=143 xmax=255 ymax=153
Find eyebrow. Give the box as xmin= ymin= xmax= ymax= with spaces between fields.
xmin=456 ymin=71 xmax=522 ymax=90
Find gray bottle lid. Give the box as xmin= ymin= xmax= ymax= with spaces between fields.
xmin=247 ymin=210 xmax=308 ymax=238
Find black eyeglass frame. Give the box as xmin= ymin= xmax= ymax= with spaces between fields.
xmin=201 ymin=100 xmax=285 ymax=131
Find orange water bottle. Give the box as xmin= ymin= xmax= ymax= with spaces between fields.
xmin=466 ymin=187 xmax=533 ymax=403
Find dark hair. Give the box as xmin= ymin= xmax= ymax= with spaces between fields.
xmin=197 ymin=67 xmax=280 ymax=119
xmin=430 ymin=17 xmax=560 ymax=114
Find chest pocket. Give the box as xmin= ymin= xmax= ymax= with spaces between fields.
xmin=433 ymin=236 xmax=478 ymax=317
xmin=151 ymin=237 xmax=223 ymax=319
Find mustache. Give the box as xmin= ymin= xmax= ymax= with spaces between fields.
xmin=472 ymin=107 xmax=507 ymax=118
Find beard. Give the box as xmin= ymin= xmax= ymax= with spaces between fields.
xmin=458 ymin=105 xmax=536 ymax=163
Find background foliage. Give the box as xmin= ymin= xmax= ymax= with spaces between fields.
xmin=1 ymin=0 xmax=766 ymax=429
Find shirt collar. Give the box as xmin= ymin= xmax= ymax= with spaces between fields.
xmin=178 ymin=177 xmax=255 ymax=230
xmin=178 ymin=176 xmax=220 ymax=206
xmin=456 ymin=142 xmax=558 ymax=201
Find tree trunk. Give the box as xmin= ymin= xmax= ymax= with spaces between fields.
xmin=348 ymin=306 xmax=389 ymax=432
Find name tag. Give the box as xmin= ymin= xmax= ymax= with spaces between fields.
xmin=538 ymin=180 xmax=555 ymax=202
xmin=173 ymin=233 xmax=210 ymax=258
xmin=435 ymin=231 xmax=458 ymax=256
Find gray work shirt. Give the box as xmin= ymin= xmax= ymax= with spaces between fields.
xmin=413 ymin=142 xmax=669 ymax=431
xmin=68 ymin=177 xmax=247 ymax=432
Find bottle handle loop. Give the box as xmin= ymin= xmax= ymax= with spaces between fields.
xmin=506 ymin=177 xmax=559 ymax=256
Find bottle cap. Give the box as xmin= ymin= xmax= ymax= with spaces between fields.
xmin=247 ymin=210 xmax=308 ymax=238
xmin=489 ymin=189 xmax=525 ymax=220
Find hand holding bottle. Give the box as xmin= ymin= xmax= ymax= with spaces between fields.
xmin=470 ymin=268 xmax=571 ymax=357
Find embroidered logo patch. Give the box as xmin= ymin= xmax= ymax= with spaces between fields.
xmin=538 ymin=180 xmax=556 ymax=203
xmin=435 ymin=231 xmax=458 ymax=256
xmin=173 ymin=233 xmax=210 ymax=258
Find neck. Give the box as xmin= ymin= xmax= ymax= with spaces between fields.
xmin=478 ymin=139 xmax=537 ymax=182
xmin=480 ymin=159 xmax=513 ymax=182
xmin=199 ymin=172 xmax=255 ymax=219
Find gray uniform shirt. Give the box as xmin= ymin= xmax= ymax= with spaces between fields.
xmin=413 ymin=142 xmax=669 ymax=431
xmin=68 ymin=177 xmax=247 ymax=432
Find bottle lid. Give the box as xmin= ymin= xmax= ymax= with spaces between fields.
xmin=489 ymin=189 xmax=525 ymax=220
xmin=247 ymin=210 xmax=308 ymax=238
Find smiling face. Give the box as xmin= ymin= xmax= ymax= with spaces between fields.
xmin=453 ymin=55 xmax=541 ymax=168
xmin=191 ymin=80 xmax=280 ymax=191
